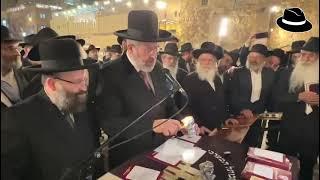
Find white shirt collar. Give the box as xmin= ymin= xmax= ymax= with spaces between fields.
xmin=126 ymin=52 xmax=140 ymax=72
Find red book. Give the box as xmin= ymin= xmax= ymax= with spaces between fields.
xmin=241 ymin=161 xmax=292 ymax=180
xmin=247 ymin=148 xmax=292 ymax=171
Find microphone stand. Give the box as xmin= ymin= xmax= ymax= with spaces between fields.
xmin=59 ymin=78 xmax=187 ymax=180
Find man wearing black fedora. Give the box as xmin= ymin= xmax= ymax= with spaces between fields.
xmin=86 ymin=44 xmax=100 ymax=63
xmin=181 ymin=42 xmax=238 ymax=135
xmin=160 ymin=43 xmax=188 ymax=84
xmin=2 ymin=38 xmax=105 ymax=180
xmin=95 ymin=10 xmax=199 ymax=168
xmin=1 ymin=25 xmax=30 ymax=110
xmin=274 ymin=37 xmax=319 ymax=179
xmin=230 ymin=44 xmax=275 ymax=147
xmin=178 ymin=42 xmax=195 ymax=73
xmin=109 ymin=44 xmax=122 ymax=61
xmin=287 ymin=40 xmax=306 ymax=69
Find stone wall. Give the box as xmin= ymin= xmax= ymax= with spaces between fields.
xmin=179 ymin=0 xmax=319 ymax=51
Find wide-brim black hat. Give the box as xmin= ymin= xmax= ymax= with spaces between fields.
xmin=160 ymin=43 xmax=179 ymax=56
xmin=249 ymin=44 xmax=269 ymax=57
xmin=85 ymin=44 xmax=100 ymax=54
xmin=76 ymin=39 xmax=85 ymax=47
xmin=28 ymin=35 xmax=76 ymax=61
xmin=19 ymin=34 xmax=35 ymax=47
xmin=301 ymin=37 xmax=319 ymax=53
xmin=179 ymin=42 xmax=193 ymax=52
xmin=114 ymin=10 xmax=173 ymax=42
xmin=1 ymin=25 xmax=21 ymax=42
xmin=276 ymin=8 xmax=312 ymax=32
xmin=23 ymin=39 xmax=97 ymax=73
xmin=193 ymin=42 xmax=223 ymax=60
xmin=109 ymin=44 xmax=122 ymax=53
xmin=287 ymin=40 xmax=306 ymax=53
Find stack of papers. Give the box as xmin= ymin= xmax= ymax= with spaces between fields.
xmin=153 ymin=138 xmax=206 ymax=165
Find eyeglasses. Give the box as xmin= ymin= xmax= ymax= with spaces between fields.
xmin=53 ymin=76 xmax=87 ymax=85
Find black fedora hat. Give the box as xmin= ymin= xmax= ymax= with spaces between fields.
xmin=109 ymin=44 xmax=122 ymax=54
xmin=28 ymin=27 xmax=75 ymax=60
xmin=179 ymin=42 xmax=193 ymax=52
xmin=249 ymin=44 xmax=269 ymax=57
xmin=19 ymin=34 xmax=35 ymax=47
xmin=1 ymin=25 xmax=21 ymax=42
xmin=160 ymin=43 xmax=179 ymax=56
xmin=193 ymin=41 xmax=223 ymax=60
xmin=301 ymin=37 xmax=319 ymax=53
xmin=117 ymin=36 xmax=124 ymax=45
xmin=85 ymin=44 xmax=100 ymax=54
xmin=287 ymin=40 xmax=306 ymax=53
xmin=23 ymin=39 xmax=96 ymax=73
xmin=76 ymin=39 xmax=85 ymax=47
xmin=114 ymin=10 xmax=173 ymax=42
xmin=276 ymin=8 xmax=312 ymax=32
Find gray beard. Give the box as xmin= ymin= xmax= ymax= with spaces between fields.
xmin=246 ymin=60 xmax=264 ymax=72
xmin=289 ymin=59 xmax=319 ymax=93
xmin=163 ymin=63 xmax=178 ymax=79
xmin=195 ymin=63 xmax=217 ymax=83
xmin=55 ymin=89 xmax=88 ymax=113
xmin=1 ymin=57 xmax=21 ymax=76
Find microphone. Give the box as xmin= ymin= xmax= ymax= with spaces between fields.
xmin=161 ymin=68 xmax=187 ymax=96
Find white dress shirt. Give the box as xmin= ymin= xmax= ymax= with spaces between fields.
xmin=250 ymin=70 xmax=262 ymax=103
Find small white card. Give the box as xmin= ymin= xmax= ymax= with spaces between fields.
xmin=126 ymin=166 xmax=160 ymax=180
xmin=178 ymin=135 xmax=201 ymax=143
xmin=98 ymin=172 xmax=122 ymax=180
xmin=253 ymin=148 xmax=284 ymax=162
xmin=154 ymin=138 xmax=194 ymax=153
xmin=253 ymin=164 xmax=273 ymax=179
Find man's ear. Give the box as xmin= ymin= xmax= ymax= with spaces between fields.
xmin=47 ymin=78 xmax=57 ymax=91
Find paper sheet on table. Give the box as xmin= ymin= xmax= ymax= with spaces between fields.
xmin=98 ymin=172 xmax=122 ymax=180
xmin=253 ymin=148 xmax=284 ymax=162
xmin=126 ymin=166 xmax=160 ymax=180
xmin=154 ymin=138 xmax=194 ymax=153
xmin=181 ymin=147 xmax=206 ymax=164
xmin=253 ymin=163 xmax=273 ymax=179
xmin=178 ymin=135 xmax=201 ymax=143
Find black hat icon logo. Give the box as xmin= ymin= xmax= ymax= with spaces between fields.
xmin=276 ymin=7 xmax=312 ymax=32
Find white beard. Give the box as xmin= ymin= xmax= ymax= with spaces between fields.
xmin=195 ymin=63 xmax=217 ymax=83
xmin=289 ymin=59 xmax=319 ymax=93
xmin=163 ymin=63 xmax=178 ymax=80
xmin=246 ymin=59 xmax=265 ymax=72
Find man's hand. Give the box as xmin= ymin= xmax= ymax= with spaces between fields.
xmin=225 ymin=118 xmax=240 ymax=126
xmin=153 ymin=119 xmax=181 ymax=136
xmin=181 ymin=123 xmax=200 ymax=136
xmin=298 ymin=91 xmax=319 ymax=105
xmin=208 ymin=128 xmax=218 ymax=136
xmin=240 ymin=109 xmax=254 ymax=119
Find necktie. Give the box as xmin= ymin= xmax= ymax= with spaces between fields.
xmin=139 ymin=71 xmax=154 ymax=95
xmin=64 ymin=113 xmax=75 ymax=129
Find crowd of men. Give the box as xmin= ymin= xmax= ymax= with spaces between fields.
xmin=1 ymin=10 xmax=319 ymax=180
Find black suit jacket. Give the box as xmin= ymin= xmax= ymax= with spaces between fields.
xmin=176 ymin=68 xmax=188 ymax=84
xmin=1 ymin=90 xmax=102 ymax=180
xmin=95 ymin=54 xmax=180 ymax=167
xmin=230 ymin=67 xmax=275 ymax=114
xmin=181 ymin=73 xmax=229 ymax=129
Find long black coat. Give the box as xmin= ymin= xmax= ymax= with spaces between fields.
xmin=178 ymin=57 xmax=195 ymax=73
xmin=1 ymin=90 xmax=102 ymax=180
xmin=230 ymin=67 xmax=275 ymax=115
xmin=181 ymin=73 xmax=229 ymax=129
xmin=95 ymin=54 xmax=180 ymax=168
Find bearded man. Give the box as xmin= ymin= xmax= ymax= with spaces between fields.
xmin=274 ymin=37 xmax=319 ymax=180
xmin=1 ymin=25 xmax=29 ymax=109
xmin=2 ymin=39 xmax=104 ymax=180
xmin=182 ymin=42 xmax=239 ymax=135
xmin=230 ymin=44 xmax=275 ymax=147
